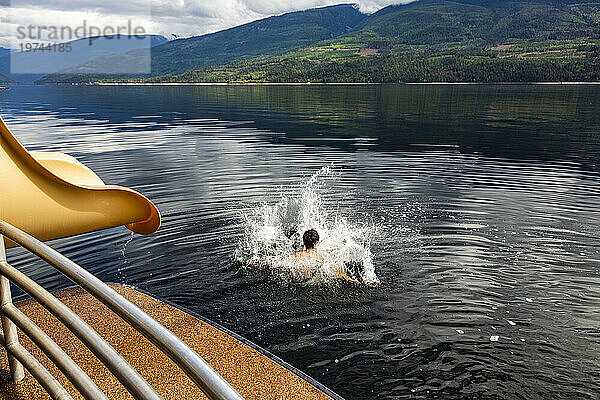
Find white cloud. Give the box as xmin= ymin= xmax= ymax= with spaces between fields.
xmin=0 ymin=0 xmax=415 ymax=48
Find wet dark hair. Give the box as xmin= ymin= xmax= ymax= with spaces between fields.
xmin=303 ymin=229 xmax=319 ymax=249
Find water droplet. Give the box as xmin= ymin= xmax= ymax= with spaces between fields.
xmin=121 ymin=231 xmax=135 ymax=257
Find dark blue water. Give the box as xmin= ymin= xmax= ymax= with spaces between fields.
xmin=1 ymin=85 xmax=599 ymax=399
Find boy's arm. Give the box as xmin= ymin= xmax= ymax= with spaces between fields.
xmin=335 ymin=269 xmax=359 ymax=284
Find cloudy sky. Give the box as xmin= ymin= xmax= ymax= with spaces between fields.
xmin=0 ymin=0 xmax=412 ymax=48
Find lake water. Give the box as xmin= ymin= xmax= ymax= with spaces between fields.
xmin=1 ymin=85 xmax=599 ymax=399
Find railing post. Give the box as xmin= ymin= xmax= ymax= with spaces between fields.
xmin=0 ymin=234 xmax=25 ymax=382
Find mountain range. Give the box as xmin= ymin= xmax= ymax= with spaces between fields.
xmin=34 ymin=1 xmax=600 ymax=84
xmin=0 ymin=73 xmax=13 ymax=84
xmin=1 ymin=35 xmax=167 ymax=84
xmin=39 ymin=4 xmax=366 ymax=82
xmin=0 ymin=47 xmax=12 ymax=83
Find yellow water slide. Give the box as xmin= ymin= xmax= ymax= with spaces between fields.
xmin=0 ymin=116 xmax=160 ymax=248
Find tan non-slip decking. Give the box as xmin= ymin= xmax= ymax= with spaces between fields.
xmin=0 ymin=285 xmax=333 ymax=400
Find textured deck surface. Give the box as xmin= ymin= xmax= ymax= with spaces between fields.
xmin=0 ymin=285 xmax=333 ymax=400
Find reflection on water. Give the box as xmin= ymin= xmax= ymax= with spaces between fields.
xmin=1 ymin=85 xmax=599 ymax=399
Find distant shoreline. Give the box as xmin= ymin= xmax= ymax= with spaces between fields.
xmin=90 ymin=81 xmax=600 ymax=86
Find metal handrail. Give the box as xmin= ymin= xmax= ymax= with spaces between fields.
xmin=0 ymin=231 xmax=163 ymax=400
xmin=1 ymin=301 xmax=108 ymax=399
xmin=0 ymin=220 xmax=244 ymax=400
xmin=0 ymin=330 xmax=72 ymax=400
xmin=0 ymin=257 xmax=161 ymax=400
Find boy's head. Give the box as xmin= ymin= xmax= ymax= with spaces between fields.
xmin=303 ymin=229 xmax=320 ymax=249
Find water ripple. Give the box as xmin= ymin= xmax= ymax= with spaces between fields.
xmin=1 ymin=85 xmax=599 ymax=399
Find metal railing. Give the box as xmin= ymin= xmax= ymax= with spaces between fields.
xmin=0 ymin=219 xmax=244 ymax=400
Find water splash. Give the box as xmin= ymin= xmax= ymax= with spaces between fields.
xmin=235 ymin=166 xmax=380 ymax=285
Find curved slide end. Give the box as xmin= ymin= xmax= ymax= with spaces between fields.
xmin=1 ymin=116 xmax=161 ymax=247
xmin=125 ymin=193 xmax=162 ymax=235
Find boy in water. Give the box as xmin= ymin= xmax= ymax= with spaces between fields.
xmin=291 ymin=229 xmax=323 ymax=262
xmin=291 ymin=229 xmax=358 ymax=283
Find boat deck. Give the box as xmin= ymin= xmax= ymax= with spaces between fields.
xmin=0 ymin=285 xmax=335 ymax=400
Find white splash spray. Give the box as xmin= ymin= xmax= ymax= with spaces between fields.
xmin=235 ymin=166 xmax=379 ymax=285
